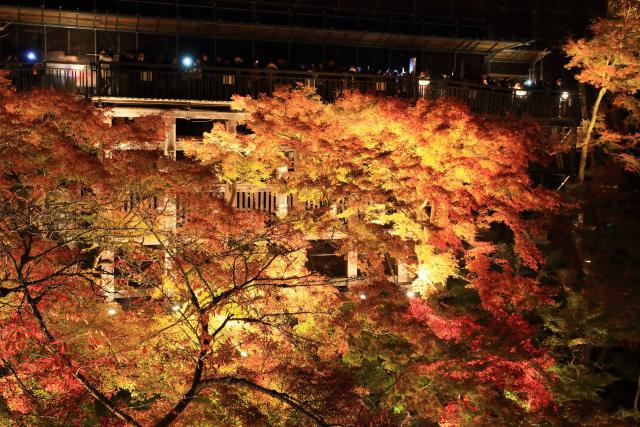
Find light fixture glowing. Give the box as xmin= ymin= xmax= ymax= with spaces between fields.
xmin=359 ymin=293 xmax=367 ymax=300
xmin=406 ymin=290 xmax=416 ymax=299
xmin=171 ymin=305 xmax=180 ymax=312
xmin=584 ymin=259 xmax=591 ymax=264
xmin=181 ymin=56 xmax=194 ymax=68
xmin=417 ymin=265 xmax=431 ymax=284
xmin=515 ymin=89 xmax=528 ymax=97
xmin=524 ymin=79 xmax=533 ymax=86
xmin=25 ymin=51 xmax=37 ymax=61
xmin=561 ymin=91 xmax=570 ymax=100
xmin=418 ymin=78 xmax=431 ymax=87
xmin=240 ymin=350 xmax=248 ymax=357
xmin=107 ymin=308 xmax=117 ymax=316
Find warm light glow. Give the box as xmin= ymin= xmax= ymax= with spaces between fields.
xmin=171 ymin=305 xmax=180 ymax=312
xmin=359 ymin=293 xmax=367 ymax=300
xmin=181 ymin=56 xmax=194 ymax=68
xmin=418 ymin=78 xmax=431 ymax=87
xmin=107 ymin=308 xmax=117 ymax=316
xmin=240 ymin=350 xmax=248 ymax=357
xmin=515 ymin=89 xmax=528 ymax=97
xmin=561 ymin=91 xmax=570 ymax=100
xmin=412 ymin=264 xmax=440 ymax=296
xmin=417 ymin=265 xmax=432 ymax=283
xmin=584 ymin=259 xmax=591 ymax=263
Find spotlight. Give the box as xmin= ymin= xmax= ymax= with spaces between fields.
xmin=561 ymin=91 xmax=570 ymax=100
xmin=181 ymin=56 xmax=194 ymax=68
xmin=25 ymin=51 xmax=37 ymax=62
xmin=524 ymin=79 xmax=533 ymax=87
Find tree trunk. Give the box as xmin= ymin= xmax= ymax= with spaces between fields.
xmin=578 ymin=86 xmax=607 ymax=183
xmin=228 ymin=182 xmax=237 ymax=208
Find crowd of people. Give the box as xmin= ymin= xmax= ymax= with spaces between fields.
xmin=3 ymin=48 xmax=569 ymax=96
xmin=96 ymin=48 xmax=570 ymax=92
xmin=97 ymin=47 xmax=411 ymax=76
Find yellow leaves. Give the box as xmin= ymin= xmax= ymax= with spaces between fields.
xmin=186 ymin=123 xmax=284 ymax=186
xmin=296 ymin=187 xmax=326 ymax=204
xmin=230 ymin=94 xmax=248 ymax=111
xmin=410 ymin=244 xmax=459 ymax=295
xmin=264 ymin=248 xmax=308 ymax=278
xmin=336 ymin=166 xmax=350 ymax=183
xmin=451 ymin=166 xmax=472 ymax=186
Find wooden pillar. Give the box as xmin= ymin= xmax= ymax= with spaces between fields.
xmin=100 ymin=250 xmax=116 ymax=302
xmin=277 ymin=194 xmax=288 ymax=218
xmin=397 ymin=262 xmax=409 ymax=284
xmin=99 ymin=116 xmax=113 ymax=161
xmin=164 ymin=120 xmax=176 ymax=159
xmin=162 ymin=196 xmax=177 ymax=231
xmin=347 ymin=250 xmax=358 ymax=279
xmin=226 ymin=119 xmax=238 ymax=133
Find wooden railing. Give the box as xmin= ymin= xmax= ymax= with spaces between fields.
xmin=2 ymin=62 xmax=581 ymax=122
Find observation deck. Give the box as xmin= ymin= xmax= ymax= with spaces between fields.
xmin=4 ymin=61 xmax=581 ymax=124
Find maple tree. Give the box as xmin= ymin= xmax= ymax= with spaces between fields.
xmin=0 ymin=82 xmax=360 ymax=425
xmin=191 ymin=87 xmax=564 ymax=424
xmin=3 ymin=76 xmax=634 ymax=425
xmin=536 ymin=154 xmax=640 ymax=424
xmin=563 ymin=0 xmax=640 ymax=182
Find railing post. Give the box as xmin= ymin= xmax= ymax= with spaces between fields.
xmin=39 ymin=62 xmax=45 ymax=90
xmin=95 ymin=61 xmax=102 ymax=98
xmin=267 ymin=70 xmax=273 ymax=96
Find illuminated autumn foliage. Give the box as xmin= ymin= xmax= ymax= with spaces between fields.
xmin=7 ymin=80 xmax=636 ymax=426
xmin=563 ymin=0 xmax=640 ymax=181
xmin=189 ymin=87 xmax=563 ymax=424
xmin=0 ymin=86 xmax=358 ymax=426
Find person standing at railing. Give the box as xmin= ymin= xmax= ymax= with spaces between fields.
xmin=3 ymin=54 xmax=21 ymax=90
xmin=555 ymin=78 xmax=570 ymax=119
xmin=137 ymin=52 xmax=154 ymax=98
xmin=192 ymin=57 xmax=204 ymax=100
xmin=265 ymin=62 xmax=277 ymax=96
xmin=199 ymin=54 xmax=211 ymax=99
xmin=31 ymin=60 xmax=43 ymax=89
xmin=117 ymin=51 xmax=136 ymax=97
xmin=98 ymin=48 xmax=113 ymax=96
xmin=248 ymin=60 xmax=261 ymax=97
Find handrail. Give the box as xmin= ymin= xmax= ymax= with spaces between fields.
xmin=1 ymin=62 xmax=581 ymax=122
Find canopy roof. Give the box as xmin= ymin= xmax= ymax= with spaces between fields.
xmin=0 ymin=5 xmax=545 ymax=64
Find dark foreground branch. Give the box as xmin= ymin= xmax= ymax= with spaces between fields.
xmin=202 ymin=376 xmax=330 ymax=427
